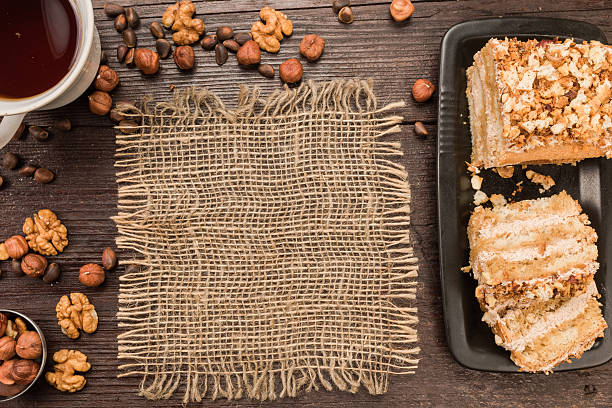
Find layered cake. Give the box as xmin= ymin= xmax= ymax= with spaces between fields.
xmin=467 ymin=191 xmax=607 ymax=372
xmin=466 ymin=38 xmax=612 ymax=168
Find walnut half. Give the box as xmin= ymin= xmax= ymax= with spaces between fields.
xmin=56 ymin=293 xmax=98 ymax=339
xmin=45 ymin=349 xmax=91 ymax=393
xmin=251 ymin=7 xmax=293 ymax=53
xmin=23 ymin=209 xmax=68 ymax=256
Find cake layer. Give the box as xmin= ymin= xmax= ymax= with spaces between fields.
xmin=510 ymin=298 xmax=607 ymax=372
xmin=476 ymin=268 xmax=595 ymax=312
xmin=467 ymin=38 xmax=612 ymax=168
xmin=482 ymin=281 xmax=599 ymax=352
xmin=468 ymin=192 xmax=597 ymax=285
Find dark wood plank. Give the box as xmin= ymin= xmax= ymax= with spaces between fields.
xmin=1 ymin=1 xmax=611 ymax=407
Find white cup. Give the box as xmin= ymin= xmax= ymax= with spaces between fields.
xmin=0 ymin=0 xmax=101 ymax=147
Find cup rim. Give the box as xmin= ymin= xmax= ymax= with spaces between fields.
xmin=0 ymin=309 xmax=48 ymax=402
xmin=0 ymin=0 xmax=95 ymax=116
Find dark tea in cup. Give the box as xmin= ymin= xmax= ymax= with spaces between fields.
xmin=0 ymin=0 xmax=79 ymax=99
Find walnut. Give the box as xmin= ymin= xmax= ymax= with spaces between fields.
xmin=23 ymin=209 xmax=68 ymax=256
xmin=251 ymin=6 xmax=293 ymax=53
xmin=162 ymin=1 xmax=205 ymax=45
xmin=56 ymin=293 xmax=98 ymax=339
xmin=45 ymin=349 xmax=90 ymax=393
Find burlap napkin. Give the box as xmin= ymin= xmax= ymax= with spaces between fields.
xmin=113 ymin=79 xmax=419 ymax=403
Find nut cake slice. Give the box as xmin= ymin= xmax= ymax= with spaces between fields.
xmin=467 ymin=191 xmax=607 ymax=372
xmin=466 ymin=38 xmax=612 ymax=168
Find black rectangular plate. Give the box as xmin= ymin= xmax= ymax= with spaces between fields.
xmin=437 ymin=17 xmax=611 ymax=372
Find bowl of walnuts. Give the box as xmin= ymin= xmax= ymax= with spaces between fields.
xmin=0 ymin=310 xmax=47 ymax=401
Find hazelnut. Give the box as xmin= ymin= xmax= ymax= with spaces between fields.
xmin=11 ymin=359 xmax=40 ymax=386
xmin=390 ymin=0 xmax=415 ymax=22
xmin=89 ymin=91 xmax=113 ymax=115
xmin=0 ymin=313 xmax=7 ymax=336
xmin=338 ymin=6 xmax=354 ymax=24
xmin=332 ymin=0 xmax=351 ymax=14
xmin=21 ymin=254 xmax=48 ymax=278
xmin=16 ymin=332 xmax=42 ymax=360
xmin=0 ymin=360 xmax=16 ymax=385
xmin=279 ymin=58 xmax=303 ymax=84
xmin=134 ymin=48 xmax=160 ymax=75
xmin=79 ymin=264 xmax=106 ymax=287
xmin=4 ymin=236 xmax=28 ymax=259
xmin=94 ymin=65 xmax=119 ymax=92
xmin=102 ymin=247 xmax=117 ymax=271
xmin=173 ymin=46 xmax=195 ymax=70
xmin=236 ymin=40 xmax=261 ymax=66
xmin=412 ymin=78 xmax=435 ymax=102
xmin=299 ymin=34 xmax=325 ymax=62
xmin=0 ymin=337 xmax=16 ymax=360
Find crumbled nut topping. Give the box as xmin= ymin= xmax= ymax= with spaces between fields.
xmin=525 ymin=169 xmax=555 ymax=191
xmin=490 ymin=38 xmax=612 ymax=152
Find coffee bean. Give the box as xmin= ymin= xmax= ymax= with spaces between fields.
xmin=29 ymin=125 xmax=49 ymax=141
xmin=258 ymin=64 xmax=275 ymax=78
xmin=123 ymin=28 xmax=137 ymax=48
xmin=1 ymin=152 xmax=19 ymax=170
xmin=102 ymin=247 xmax=117 ymax=270
xmin=414 ymin=121 xmax=428 ymax=137
xmin=12 ymin=259 xmax=23 ymax=275
xmin=215 ymin=44 xmax=228 ymax=65
xmin=117 ymin=44 xmax=128 ymax=62
xmin=234 ymin=32 xmax=252 ymax=45
xmin=34 ymin=167 xmax=54 ymax=184
xmin=118 ymin=120 xmax=139 ymax=134
xmin=216 ymin=26 xmax=234 ymax=42
xmin=201 ymin=35 xmax=217 ymax=50
xmin=11 ymin=123 xmax=26 ymax=141
xmin=125 ymin=48 xmax=135 ymax=65
xmin=114 ymin=13 xmax=127 ymax=31
xmin=223 ymin=39 xmax=240 ymax=53
xmin=149 ymin=21 xmax=165 ymax=39
xmin=43 ymin=262 xmax=61 ymax=283
xmin=126 ymin=7 xmax=140 ymax=28
xmin=18 ymin=164 xmax=37 ymax=177
xmin=53 ymin=118 xmax=71 ymax=132
xmin=100 ymin=50 xmax=108 ymax=65
xmin=155 ymin=39 xmax=172 ymax=59
xmin=173 ymin=46 xmax=195 ymax=70
xmin=332 ymin=0 xmax=351 ymax=14
xmin=104 ymin=2 xmax=124 ymax=17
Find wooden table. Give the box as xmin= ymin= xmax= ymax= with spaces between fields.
xmin=1 ymin=1 xmax=610 ymax=406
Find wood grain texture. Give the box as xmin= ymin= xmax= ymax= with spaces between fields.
xmin=0 ymin=1 xmax=610 ymax=407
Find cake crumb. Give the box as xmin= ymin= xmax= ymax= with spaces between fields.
xmin=461 ymin=265 xmax=472 ymax=273
xmin=490 ymin=194 xmax=507 ymax=207
xmin=473 ymin=190 xmax=488 ymax=205
xmin=471 ymin=175 xmax=483 ymax=190
xmin=466 ymin=161 xmax=480 ymax=174
xmin=495 ymin=166 xmax=514 ymax=178
xmin=526 ymin=170 xmax=555 ymax=190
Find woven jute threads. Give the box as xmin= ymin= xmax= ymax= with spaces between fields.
xmin=113 ymin=80 xmax=419 ymax=402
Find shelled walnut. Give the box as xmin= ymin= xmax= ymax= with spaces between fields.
xmin=56 ymin=293 xmax=98 ymax=339
xmin=162 ymin=0 xmax=205 ymax=45
xmin=22 ymin=209 xmax=68 ymax=256
xmin=251 ymin=6 xmax=293 ymax=53
xmin=45 ymin=349 xmax=90 ymax=393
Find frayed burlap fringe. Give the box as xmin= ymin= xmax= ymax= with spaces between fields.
xmin=112 ymin=79 xmax=419 ymax=403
